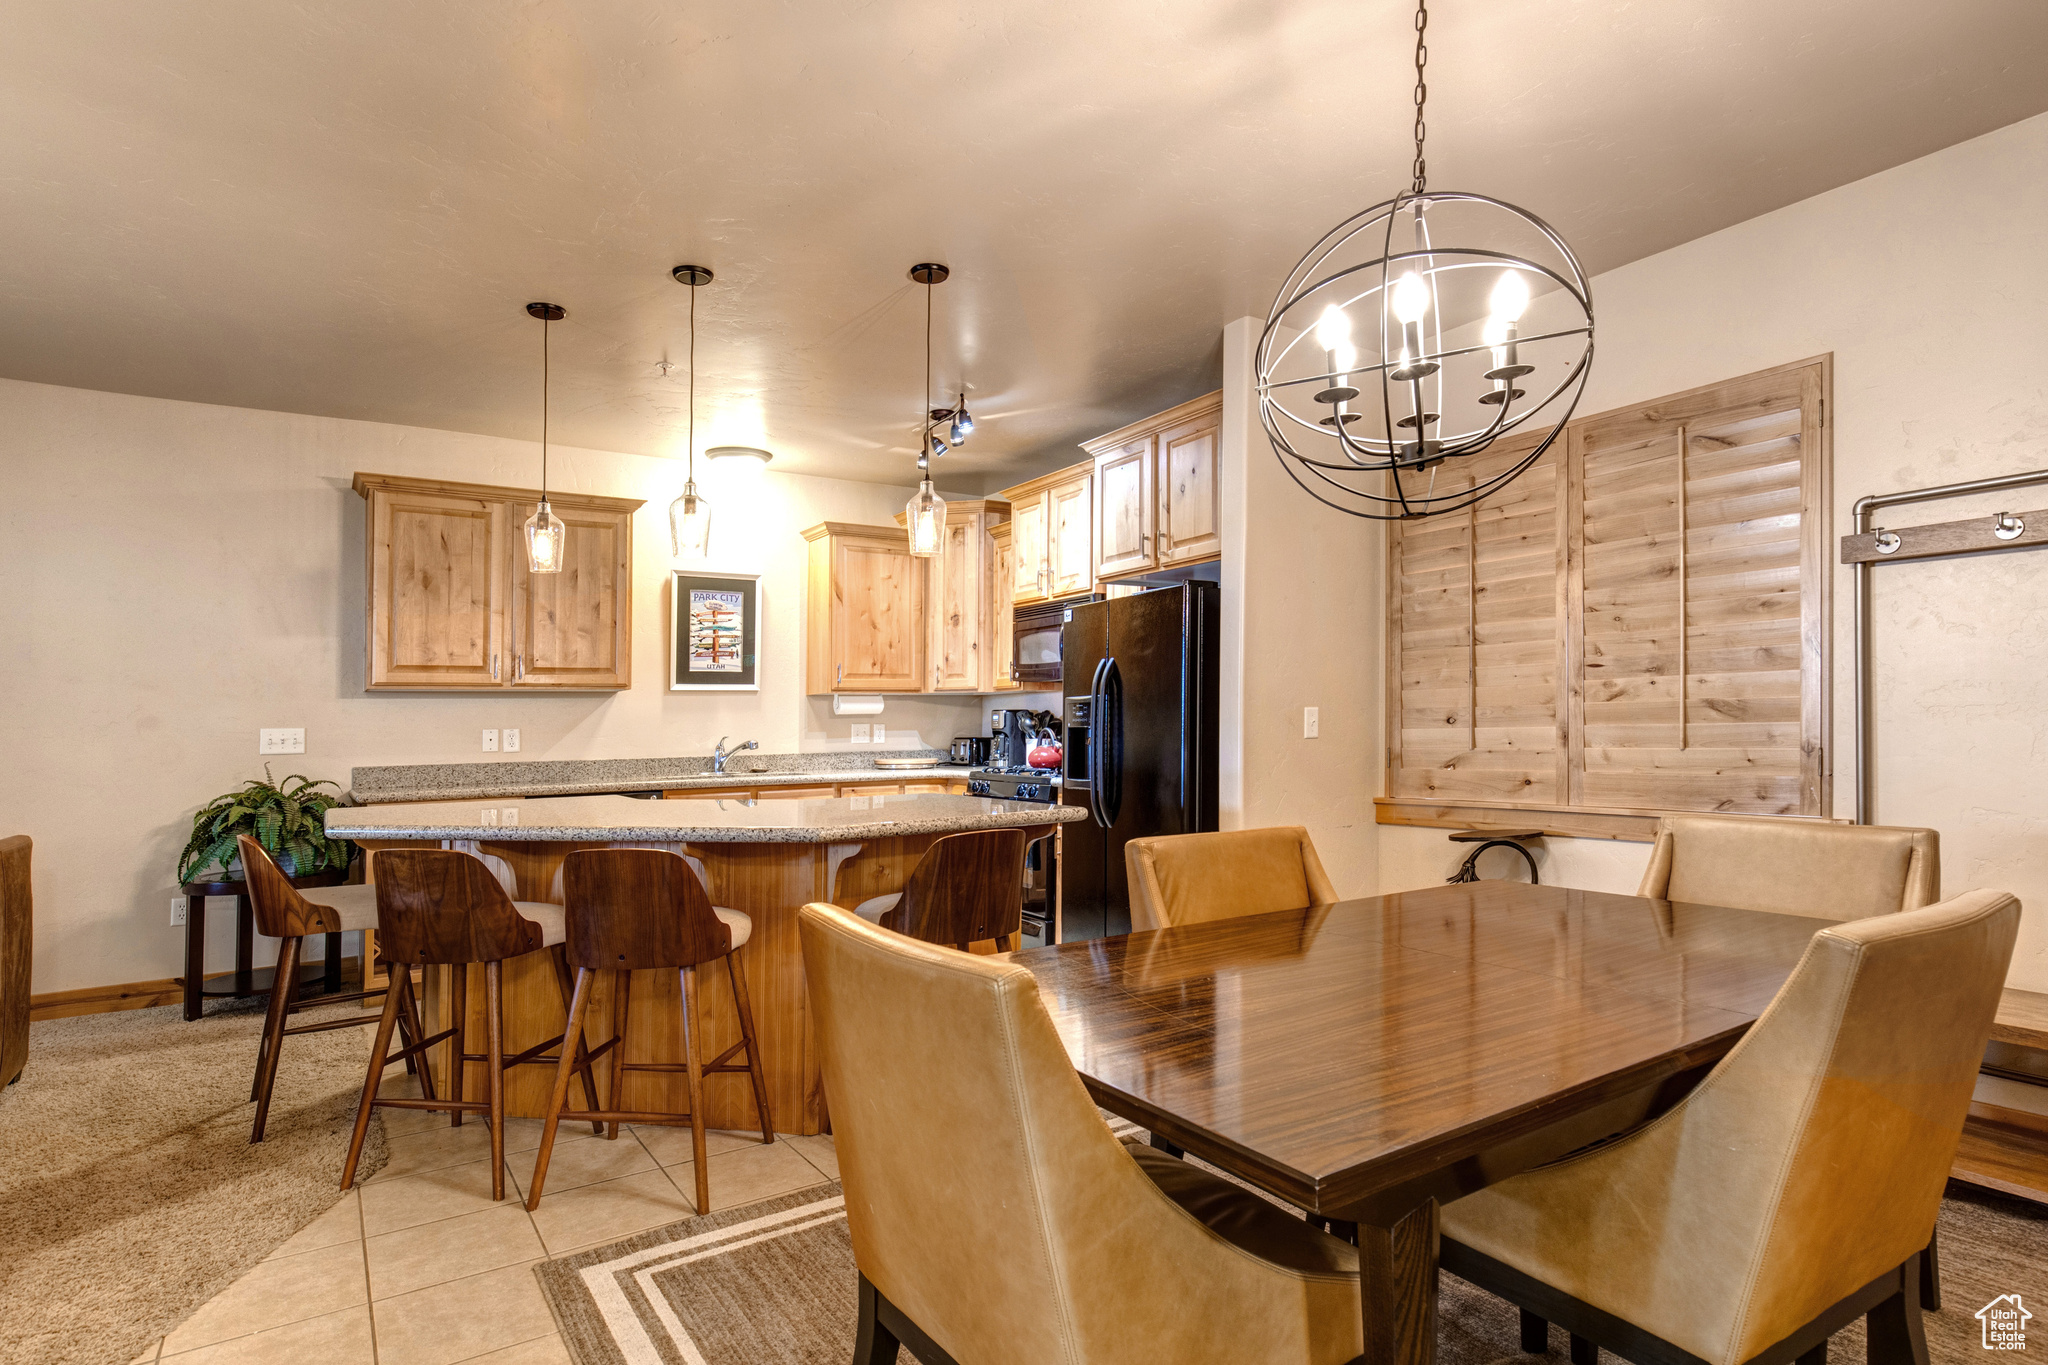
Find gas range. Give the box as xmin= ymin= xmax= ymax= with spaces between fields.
xmin=964 ymin=766 xmax=1061 ymax=803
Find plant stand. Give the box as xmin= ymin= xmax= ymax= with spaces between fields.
xmin=179 ymin=867 xmax=351 ymax=1022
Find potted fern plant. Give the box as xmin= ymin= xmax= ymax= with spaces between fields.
xmin=177 ymin=768 xmax=356 ymax=884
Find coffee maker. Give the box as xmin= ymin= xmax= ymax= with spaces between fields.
xmin=988 ymin=708 xmax=1036 ymax=770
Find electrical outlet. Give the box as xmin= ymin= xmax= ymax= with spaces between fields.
xmin=170 ymin=897 xmax=187 ymax=927
xmin=482 ymin=728 xmax=499 ymax=752
xmin=1303 ymin=707 xmax=1320 ymax=739
xmin=873 ymin=727 xmax=888 ymax=745
xmin=259 ymin=727 xmax=305 ymax=755
xmin=502 ymin=728 xmax=521 ymax=753
xmin=850 ymin=724 xmax=871 ymax=744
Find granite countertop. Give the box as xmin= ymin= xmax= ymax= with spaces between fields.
xmin=347 ymin=750 xmax=977 ymax=803
xmin=325 ymin=791 xmax=1084 ymax=844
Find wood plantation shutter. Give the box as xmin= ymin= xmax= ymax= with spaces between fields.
xmin=1386 ymin=429 xmax=1566 ymax=804
xmin=1385 ymin=357 xmax=1829 ymax=824
xmin=1570 ymin=363 xmax=1827 ymax=815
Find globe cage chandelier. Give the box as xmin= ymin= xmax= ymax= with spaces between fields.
xmin=1256 ymin=0 xmax=1595 ymax=521
xmin=903 ymin=262 xmax=958 ymax=558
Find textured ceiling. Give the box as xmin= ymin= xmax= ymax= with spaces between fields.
xmin=3 ymin=1 xmax=2046 ymax=490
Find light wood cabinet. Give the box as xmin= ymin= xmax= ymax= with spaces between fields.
xmin=803 ymin=523 xmax=927 ymax=693
xmin=1010 ymin=491 xmax=1048 ymax=604
xmin=1157 ymin=414 xmax=1221 ymax=565
xmin=994 ymin=461 xmax=1095 ymax=605
xmin=1048 ymin=470 xmax=1094 ymax=595
xmin=924 ymin=501 xmax=1007 ymax=692
xmin=508 ymin=499 xmax=635 ymax=688
xmin=355 ymin=473 xmax=641 ymax=691
xmin=1092 ymin=436 xmax=1155 ymax=577
xmin=988 ymin=521 xmax=1021 ymax=692
xmin=1081 ymin=391 xmax=1222 ymax=582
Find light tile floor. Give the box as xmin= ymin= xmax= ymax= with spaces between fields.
xmin=130 ymin=1075 xmax=838 ymax=1365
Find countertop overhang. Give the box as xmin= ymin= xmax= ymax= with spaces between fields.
xmin=326 ymin=791 xmax=1084 ymax=844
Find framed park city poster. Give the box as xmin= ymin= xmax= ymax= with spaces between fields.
xmin=670 ymin=570 xmax=761 ymax=691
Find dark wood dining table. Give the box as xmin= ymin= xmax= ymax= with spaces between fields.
xmin=1008 ymin=881 xmax=1826 ymax=1365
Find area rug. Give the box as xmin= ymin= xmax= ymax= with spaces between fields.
xmin=0 ymin=1001 xmax=388 ymax=1365
xmin=536 ymin=1133 xmax=2047 ymax=1365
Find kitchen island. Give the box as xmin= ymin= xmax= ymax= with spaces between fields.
xmin=327 ymin=791 xmax=1082 ymax=1133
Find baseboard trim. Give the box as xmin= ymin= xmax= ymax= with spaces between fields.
xmin=30 ymin=958 xmax=369 ymax=1022
xmin=30 ymin=977 xmax=182 ymax=1021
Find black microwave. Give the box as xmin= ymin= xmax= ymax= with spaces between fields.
xmin=1011 ymin=595 xmax=1099 ymax=687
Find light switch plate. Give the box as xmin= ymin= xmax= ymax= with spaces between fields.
xmin=502 ymin=728 xmax=521 ymax=752
xmin=1303 ymin=707 xmax=1320 ymax=739
xmin=850 ymin=724 xmax=871 ymax=744
xmin=259 ymin=727 xmax=305 ymax=755
xmin=482 ymin=729 xmax=499 ymax=752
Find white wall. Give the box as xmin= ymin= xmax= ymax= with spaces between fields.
xmin=1369 ymin=112 xmax=2048 ymax=991
xmin=1219 ymin=317 xmax=1380 ymax=896
xmin=0 ymin=378 xmax=995 ymax=994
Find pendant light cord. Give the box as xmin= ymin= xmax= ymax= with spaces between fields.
xmin=920 ymin=278 xmax=933 ymax=475
xmin=688 ymin=281 xmax=698 ymax=486
xmin=1411 ymin=0 xmax=1428 ymax=195
xmin=540 ymin=314 xmax=550 ymax=501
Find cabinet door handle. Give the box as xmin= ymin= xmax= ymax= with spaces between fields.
xmin=514 ymin=654 xmax=525 ymax=682
xmin=491 ymin=654 xmax=500 ymax=681
xmin=836 ymin=664 xmax=843 ymax=685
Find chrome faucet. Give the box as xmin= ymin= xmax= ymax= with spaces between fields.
xmin=711 ymin=736 xmax=758 ymax=774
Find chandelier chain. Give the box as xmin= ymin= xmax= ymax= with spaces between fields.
xmin=1411 ymin=0 xmax=1428 ymax=195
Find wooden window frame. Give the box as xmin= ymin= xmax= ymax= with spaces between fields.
xmin=1377 ymin=356 xmax=1832 ymax=842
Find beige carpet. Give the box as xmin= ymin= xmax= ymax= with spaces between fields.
xmin=536 ymin=1149 xmax=2047 ymax=1365
xmin=0 ymin=1001 xmax=388 ymax=1365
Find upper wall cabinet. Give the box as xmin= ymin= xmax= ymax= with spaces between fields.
xmin=995 ymin=462 xmax=1094 ymax=605
xmin=803 ymin=522 xmax=927 ymax=693
xmin=1081 ymin=391 xmax=1222 ymax=581
xmin=987 ymin=521 xmax=1021 ymax=692
xmin=922 ymin=500 xmax=1009 ymax=693
xmin=354 ymin=473 xmax=641 ymax=691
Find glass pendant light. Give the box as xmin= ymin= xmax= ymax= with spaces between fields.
xmin=906 ymin=475 xmax=946 ymax=557
xmin=523 ymin=303 xmax=567 ymax=574
xmin=668 ymin=265 xmax=714 ymax=559
xmin=905 ymin=263 xmax=951 ymax=558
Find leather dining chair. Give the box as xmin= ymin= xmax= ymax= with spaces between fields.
xmin=1636 ymin=814 xmax=1940 ymax=919
xmin=1441 ymin=888 xmax=2020 ymax=1365
xmin=851 ymin=828 xmax=1030 ymax=952
xmin=1125 ymin=826 xmax=1338 ymax=931
xmin=798 ymin=900 xmax=1365 ymax=1365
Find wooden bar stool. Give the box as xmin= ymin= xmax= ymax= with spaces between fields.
xmin=339 ymin=848 xmax=603 ymax=1201
xmin=852 ymin=828 xmax=1030 ymax=951
xmin=239 ymin=836 xmax=433 ymax=1143
xmin=528 ymin=848 xmax=773 ymax=1214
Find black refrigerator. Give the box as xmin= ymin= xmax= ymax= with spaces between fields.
xmin=1058 ymin=582 xmax=1220 ymax=941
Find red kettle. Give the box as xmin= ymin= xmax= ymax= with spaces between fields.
xmin=1026 ymin=727 xmax=1062 ymax=770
